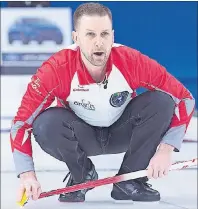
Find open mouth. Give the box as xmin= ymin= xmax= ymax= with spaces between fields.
xmin=93 ymin=52 xmax=104 ymax=56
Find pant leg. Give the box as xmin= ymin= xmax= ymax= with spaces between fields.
xmin=107 ymin=91 xmax=175 ymax=174
xmin=32 ymin=107 xmax=102 ymax=183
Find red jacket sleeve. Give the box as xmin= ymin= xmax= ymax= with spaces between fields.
xmin=10 ymin=60 xmax=60 ymax=176
xmin=133 ymin=51 xmax=195 ymax=151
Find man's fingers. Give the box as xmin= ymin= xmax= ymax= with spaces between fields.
xmin=37 ymin=187 xmax=42 ymax=198
xmin=32 ymin=185 xmax=38 ymax=200
xmin=164 ymin=168 xmax=169 ymax=176
xmin=148 ymin=165 xmax=169 ymax=179
xmin=17 ymin=182 xmax=41 ymax=201
xmin=153 ymin=166 xmax=160 ymax=179
xmin=147 ymin=166 xmax=154 ymax=179
xmin=32 ymin=183 xmax=41 ymax=200
xmin=159 ymin=169 xmax=164 ymax=178
xmin=24 ymin=183 xmax=32 ymax=199
xmin=16 ymin=184 xmax=25 ymax=202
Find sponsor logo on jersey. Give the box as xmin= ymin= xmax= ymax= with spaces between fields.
xmin=73 ymin=85 xmax=89 ymax=92
xmin=31 ymin=77 xmax=42 ymax=95
xmin=74 ymin=99 xmax=95 ymax=111
xmin=110 ymin=91 xmax=129 ymax=107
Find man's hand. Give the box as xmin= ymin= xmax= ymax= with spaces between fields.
xmin=17 ymin=171 xmax=42 ymax=202
xmin=147 ymin=143 xmax=174 ymax=179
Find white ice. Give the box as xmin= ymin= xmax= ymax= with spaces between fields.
xmin=1 ymin=168 xmax=197 ymax=209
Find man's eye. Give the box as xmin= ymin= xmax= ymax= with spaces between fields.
xmin=101 ymin=32 xmax=109 ymax=36
xmin=87 ymin=32 xmax=95 ymax=36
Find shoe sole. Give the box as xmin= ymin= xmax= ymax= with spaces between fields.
xmin=111 ymin=191 xmax=160 ymax=202
xmin=113 ymin=200 xmax=160 ymax=204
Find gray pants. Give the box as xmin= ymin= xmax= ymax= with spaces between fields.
xmin=33 ymin=91 xmax=175 ymax=183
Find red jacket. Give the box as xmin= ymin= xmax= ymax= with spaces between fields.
xmin=10 ymin=44 xmax=195 ymax=176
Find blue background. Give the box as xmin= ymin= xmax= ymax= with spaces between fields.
xmin=1 ymin=1 xmax=197 ymax=107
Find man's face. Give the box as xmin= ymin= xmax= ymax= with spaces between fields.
xmin=73 ymin=15 xmax=114 ymax=67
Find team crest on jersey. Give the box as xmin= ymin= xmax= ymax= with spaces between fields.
xmin=110 ymin=91 xmax=129 ymax=107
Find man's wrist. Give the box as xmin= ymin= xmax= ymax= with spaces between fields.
xmin=19 ymin=171 xmax=36 ymax=179
xmin=157 ymin=143 xmax=175 ymax=153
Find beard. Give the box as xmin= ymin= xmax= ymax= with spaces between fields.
xmin=81 ymin=49 xmax=109 ymax=66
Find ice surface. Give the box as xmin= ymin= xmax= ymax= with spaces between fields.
xmin=1 ymin=170 xmax=197 ymax=209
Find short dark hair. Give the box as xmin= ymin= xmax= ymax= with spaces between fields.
xmin=73 ymin=2 xmax=112 ymax=30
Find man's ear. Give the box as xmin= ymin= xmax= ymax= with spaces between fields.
xmin=72 ymin=31 xmax=78 ymax=45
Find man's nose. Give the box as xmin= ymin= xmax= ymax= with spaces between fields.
xmin=95 ymin=37 xmax=103 ymax=48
